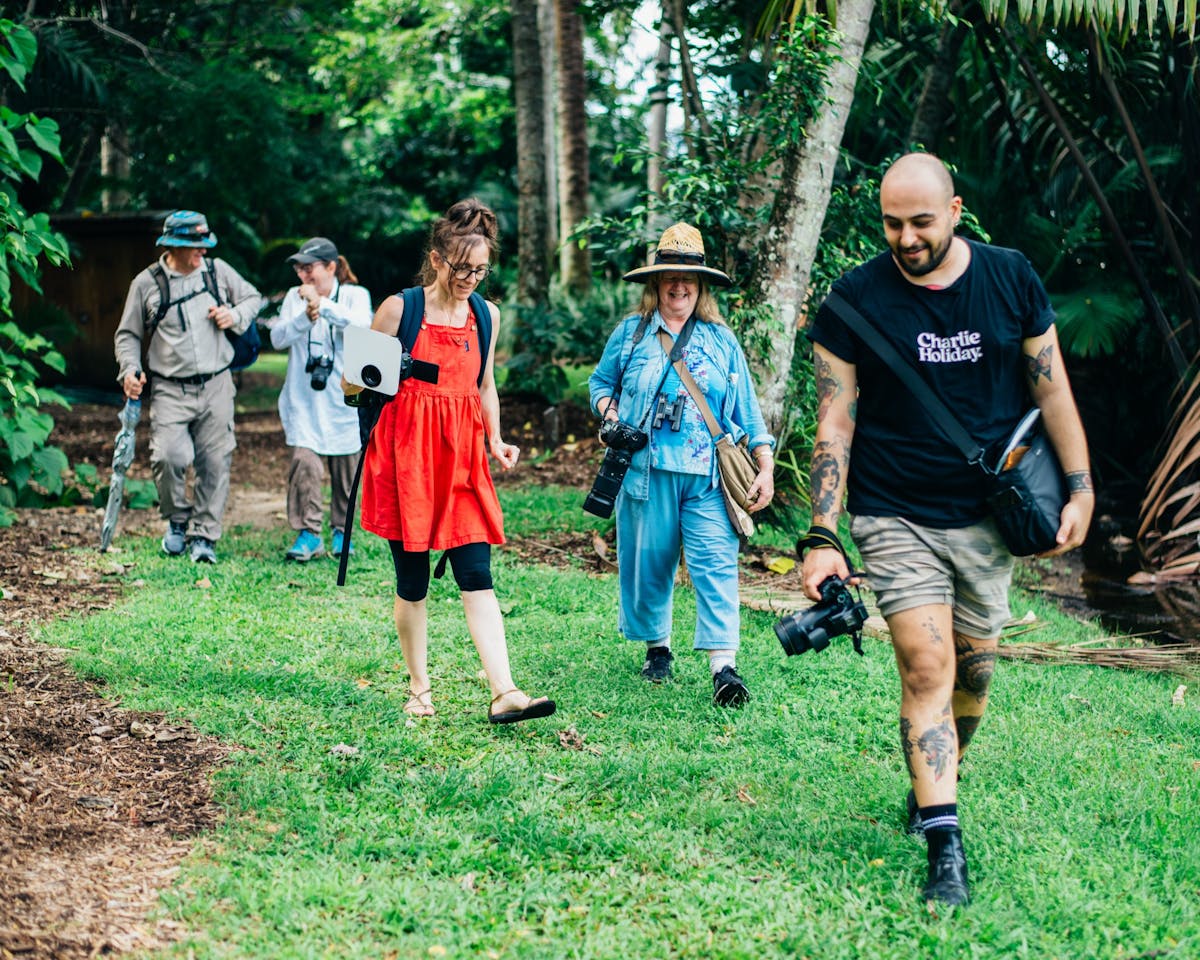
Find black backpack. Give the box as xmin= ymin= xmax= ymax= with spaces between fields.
xmin=148 ymin=258 xmax=261 ymax=371
xmin=397 ymin=286 xmax=491 ymax=385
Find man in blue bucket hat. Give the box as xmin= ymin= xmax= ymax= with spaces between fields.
xmin=114 ymin=210 xmax=263 ymax=563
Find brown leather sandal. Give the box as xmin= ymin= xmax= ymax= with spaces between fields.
xmin=404 ymin=688 xmax=435 ymax=718
xmin=488 ymin=689 xmax=556 ymax=725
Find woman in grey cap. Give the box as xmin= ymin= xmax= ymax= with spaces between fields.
xmin=270 ymin=237 xmax=372 ymax=561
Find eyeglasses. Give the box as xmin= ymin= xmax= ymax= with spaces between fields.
xmin=439 ymin=253 xmax=491 ymax=282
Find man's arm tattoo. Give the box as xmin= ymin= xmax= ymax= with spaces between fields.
xmin=1024 ymin=344 xmax=1054 ymax=384
xmin=1066 ymin=471 xmax=1093 ymax=494
xmin=809 ymin=451 xmax=842 ymax=518
xmin=815 ymin=353 xmax=843 ymax=423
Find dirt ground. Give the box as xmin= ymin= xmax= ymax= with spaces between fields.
xmin=1 ymin=390 xmax=1096 ymax=958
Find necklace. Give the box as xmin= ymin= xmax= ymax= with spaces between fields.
xmin=424 ymin=297 xmax=468 ymax=328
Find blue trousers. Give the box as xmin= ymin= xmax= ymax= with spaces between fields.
xmin=615 ymin=469 xmax=740 ymax=650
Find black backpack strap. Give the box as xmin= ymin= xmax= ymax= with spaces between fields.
xmin=202 ymin=257 xmax=222 ymax=306
xmin=822 ymin=290 xmax=986 ymax=466
xmin=149 ymin=263 xmax=170 ymax=328
xmin=339 ymin=286 xmax=425 ymax=588
xmin=468 ymin=291 xmax=491 ymax=387
xmin=399 ymin=286 xmax=424 ymax=351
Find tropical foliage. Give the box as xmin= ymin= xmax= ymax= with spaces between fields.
xmin=0 ymin=18 xmax=71 ymax=525
xmin=8 ymin=0 xmax=1200 ymax=567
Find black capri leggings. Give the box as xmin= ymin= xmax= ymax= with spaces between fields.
xmin=389 ymin=541 xmax=494 ymax=601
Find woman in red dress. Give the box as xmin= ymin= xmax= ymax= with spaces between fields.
xmin=352 ymin=199 xmax=555 ymax=725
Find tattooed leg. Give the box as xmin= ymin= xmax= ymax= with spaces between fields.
xmin=952 ymin=632 xmax=997 ymax=758
xmin=889 ymin=604 xmax=958 ymax=807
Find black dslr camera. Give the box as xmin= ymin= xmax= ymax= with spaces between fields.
xmin=582 ymin=419 xmax=649 ymax=519
xmin=306 ymin=354 xmax=334 ymax=391
xmin=775 ymin=574 xmax=869 ymax=657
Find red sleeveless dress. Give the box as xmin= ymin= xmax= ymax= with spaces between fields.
xmin=360 ymin=309 xmax=504 ymax=550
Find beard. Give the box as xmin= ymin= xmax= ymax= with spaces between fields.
xmin=892 ymin=231 xmax=953 ymax=278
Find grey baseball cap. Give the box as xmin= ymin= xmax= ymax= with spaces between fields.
xmin=287 ymin=237 xmax=338 ymax=264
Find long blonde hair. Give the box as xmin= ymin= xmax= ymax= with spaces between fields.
xmin=636 ymin=278 xmax=724 ymax=324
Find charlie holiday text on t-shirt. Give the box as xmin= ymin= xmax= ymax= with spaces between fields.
xmin=916 ymin=330 xmax=983 ymax=363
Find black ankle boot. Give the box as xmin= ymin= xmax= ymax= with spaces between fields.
xmin=923 ymin=827 xmax=970 ymax=906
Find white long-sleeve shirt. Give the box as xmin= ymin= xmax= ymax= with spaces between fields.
xmin=269 ymin=280 xmax=372 ymax=455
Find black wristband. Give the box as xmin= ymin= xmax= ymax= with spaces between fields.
xmin=796 ymin=524 xmax=846 ymax=560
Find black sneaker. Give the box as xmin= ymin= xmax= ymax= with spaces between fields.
xmin=641 ymin=647 xmax=674 ymax=683
xmin=923 ymin=828 xmax=970 ymax=907
xmin=906 ymin=788 xmax=924 ymax=837
xmin=712 ymin=665 xmax=750 ymax=707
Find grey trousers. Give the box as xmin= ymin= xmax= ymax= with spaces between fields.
xmin=287 ymin=446 xmax=360 ymax=535
xmin=149 ymin=372 xmax=236 ymax=542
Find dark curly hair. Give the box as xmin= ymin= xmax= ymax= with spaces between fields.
xmin=418 ymin=198 xmax=499 ymax=285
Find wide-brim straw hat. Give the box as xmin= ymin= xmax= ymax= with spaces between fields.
xmin=622 ymin=222 xmax=732 ymax=287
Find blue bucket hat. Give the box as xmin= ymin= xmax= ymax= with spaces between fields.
xmin=157 ymin=210 xmax=218 ymax=249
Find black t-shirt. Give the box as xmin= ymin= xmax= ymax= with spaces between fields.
xmin=807 ymin=239 xmax=1055 ymax=527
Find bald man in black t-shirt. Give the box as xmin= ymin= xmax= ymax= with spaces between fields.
xmin=802 ymin=153 xmax=1094 ymax=908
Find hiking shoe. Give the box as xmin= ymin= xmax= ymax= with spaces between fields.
xmin=286 ymin=530 xmax=324 ymax=562
xmin=923 ymin=828 xmax=970 ymax=907
xmin=906 ymin=788 xmax=924 ymax=837
xmin=712 ymin=665 xmax=751 ymax=707
xmin=640 ymin=646 xmax=674 ymax=683
xmin=162 ymin=521 xmax=187 ymax=556
xmin=188 ymin=537 xmax=217 ymax=564
xmin=331 ymin=528 xmax=354 ymax=558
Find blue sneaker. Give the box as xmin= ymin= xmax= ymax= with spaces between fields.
xmin=331 ymin=528 xmax=354 ymax=558
xmin=285 ymin=530 xmax=324 ymax=562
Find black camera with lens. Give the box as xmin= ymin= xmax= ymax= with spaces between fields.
xmin=582 ymin=419 xmax=649 ymax=519
xmin=305 ymin=354 xmax=334 ymax=391
xmin=775 ymin=574 xmax=869 ymax=657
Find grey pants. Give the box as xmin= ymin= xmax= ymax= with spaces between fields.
xmin=287 ymin=446 xmax=360 ymax=534
xmin=149 ymin=372 xmax=236 ymax=542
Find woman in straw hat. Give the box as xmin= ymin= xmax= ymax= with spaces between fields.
xmin=588 ymin=223 xmax=775 ymax=706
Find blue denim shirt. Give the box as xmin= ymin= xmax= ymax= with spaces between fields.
xmin=589 ymin=311 xmax=775 ymax=501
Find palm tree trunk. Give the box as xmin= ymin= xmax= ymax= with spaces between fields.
xmin=511 ymin=0 xmax=549 ymax=306
xmin=647 ymin=10 xmax=672 ymax=205
xmin=746 ymin=0 xmax=875 ymax=437
xmin=540 ymin=0 xmax=560 ymax=261
xmin=556 ymin=0 xmax=591 ymax=293
xmin=907 ymin=0 xmax=969 ymax=151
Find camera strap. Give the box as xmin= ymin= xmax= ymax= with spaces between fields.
xmin=635 ymin=314 xmax=696 ymax=432
xmin=796 ymin=524 xmax=847 ymax=560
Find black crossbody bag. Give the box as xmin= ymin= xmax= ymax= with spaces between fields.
xmin=822 ymin=291 xmax=1067 ymax=557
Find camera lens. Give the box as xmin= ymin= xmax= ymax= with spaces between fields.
xmin=362 ymin=364 xmax=382 ymax=388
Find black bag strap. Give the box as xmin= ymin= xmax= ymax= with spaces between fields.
xmin=822 ymin=291 xmax=987 ymax=468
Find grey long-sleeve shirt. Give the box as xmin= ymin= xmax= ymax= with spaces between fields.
xmin=114 ymin=254 xmax=263 ymax=383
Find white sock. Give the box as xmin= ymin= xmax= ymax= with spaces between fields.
xmin=708 ymin=650 xmax=735 ymax=674
xmin=648 ymin=639 xmax=671 ymax=651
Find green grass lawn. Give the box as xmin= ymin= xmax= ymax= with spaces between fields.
xmin=36 ymin=486 xmax=1200 ymax=959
